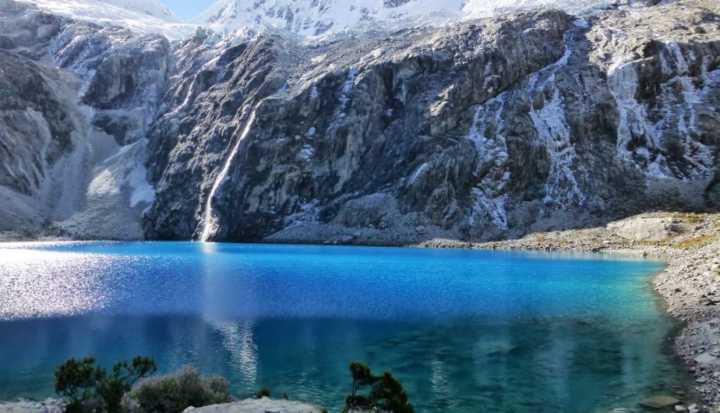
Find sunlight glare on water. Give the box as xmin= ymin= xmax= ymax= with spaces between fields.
xmin=0 ymin=247 xmax=112 ymax=320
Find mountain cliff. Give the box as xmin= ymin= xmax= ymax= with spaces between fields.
xmin=0 ymin=0 xmax=718 ymax=243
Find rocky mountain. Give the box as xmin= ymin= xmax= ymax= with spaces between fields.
xmin=0 ymin=0 xmax=718 ymax=244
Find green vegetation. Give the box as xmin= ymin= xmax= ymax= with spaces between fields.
xmin=55 ymin=357 xmax=156 ymax=413
xmin=55 ymin=358 xmax=229 ymax=413
xmin=127 ymin=366 xmax=230 ymax=413
xmin=254 ymin=387 xmax=272 ymax=399
xmin=672 ymin=233 xmax=716 ymax=250
xmin=344 ymin=362 xmax=414 ymax=413
xmin=55 ymin=357 xmax=412 ymax=413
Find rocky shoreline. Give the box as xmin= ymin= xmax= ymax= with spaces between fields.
xmin=421 ymin=211 xmax=720 ymax=411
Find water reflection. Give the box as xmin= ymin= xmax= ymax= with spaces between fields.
xmin=0 ymin=313 xmax=685 ymax=412
xmin=0 ymin=242 xmax=686 ymax=412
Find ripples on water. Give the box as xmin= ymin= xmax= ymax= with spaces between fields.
xmin=0 ymin=242 xmax=686 ymax=412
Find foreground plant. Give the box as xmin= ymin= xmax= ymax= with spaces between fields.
xmin=55 ymin=356 xmax=156 ymax=413
xmin=344 ymin=362 xmax=413 ymax=413
xmin=127 ymin=366 xmax=230 ymax=413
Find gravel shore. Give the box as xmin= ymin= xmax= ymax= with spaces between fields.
xmin=421 ymin=212 xmax=720 ymax=412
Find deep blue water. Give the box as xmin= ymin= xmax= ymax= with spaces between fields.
xmin=0 ymin=242 xmax=685 ymax=412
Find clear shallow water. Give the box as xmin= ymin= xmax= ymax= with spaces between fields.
xmin=0 ymin=242 xmax=685 ymax=412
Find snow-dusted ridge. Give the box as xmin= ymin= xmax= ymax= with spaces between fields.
xmin=199 ymin=0 xmax=639 ymax=41
xmin=19 ymin=0 xmax=652 ymax=42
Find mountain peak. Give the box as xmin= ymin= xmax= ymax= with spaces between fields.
xmin=198 ymin=0 xmax=635 ymax=40
xmin=200 ymin=0 xmax=467 ymax=39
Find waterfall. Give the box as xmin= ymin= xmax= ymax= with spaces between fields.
xmin=200 ymin=108 xmax=258 ymax=242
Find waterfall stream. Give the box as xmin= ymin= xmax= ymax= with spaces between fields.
xmin=201 ymin=108 xmax=258 ymax=242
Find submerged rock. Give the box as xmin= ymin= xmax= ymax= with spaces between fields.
xmin=640 ymin=395 xmax=681 ymax=409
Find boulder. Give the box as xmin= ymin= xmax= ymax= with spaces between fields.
xmin=183 ymin=398 xmax=325 ymax=413
xmin=607 ymin=217 xmax=683 ymax=242
xmin=640 ymin=395 xmax=680 ymax=409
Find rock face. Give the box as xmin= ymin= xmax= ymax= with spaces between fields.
xmin=146 ymin=0 xmax=720 ymax=244
xmin=0 ymin=1 xmax=166 ymax=239
xmin=0 ymin=0 xmax=719 ymax=243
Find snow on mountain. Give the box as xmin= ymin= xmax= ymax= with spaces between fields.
xmin=200 ymin=0 xmax=619 ymax=40
xmin=19 ymin=0 xmax=197 ymax=40
xmin=200 ymin=0 xmax=462 ymax=38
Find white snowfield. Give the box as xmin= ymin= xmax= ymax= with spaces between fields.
xmin=202 ymin=0 xmax=624 ymax=40
xmin=25 ymin=0 xmax=632 ymax=41
xmin=18 ymin=0 xmax=197 ymax=40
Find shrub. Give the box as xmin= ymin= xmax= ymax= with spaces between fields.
xmin=254 ymin=387 xmax=271 ymax=399
xmin=344 ymin=362 xmax=413 ymax=413
xmin=55 ymin=357 xmax=156 ymax=413
xmin=127 ymin=366 xmax=231 ymax=413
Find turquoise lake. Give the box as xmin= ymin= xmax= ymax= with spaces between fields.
xmin=0 ymin=242 xmax=686 ymax=412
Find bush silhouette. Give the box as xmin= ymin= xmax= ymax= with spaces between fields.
xmin=127 ymin=366 xmax=230 ymax=413
xmin=255 ymin=387 xmax=272 ymax=399
xmin=344 ymin=362 xmax=413 ymax=413
xmin=55 ymin=356 xmax=156 ymax=413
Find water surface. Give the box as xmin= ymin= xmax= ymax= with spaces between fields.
xmin=0 ymin=242 xmax=684 ymax=412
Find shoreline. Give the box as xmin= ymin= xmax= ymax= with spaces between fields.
xmin=420 ymin=212 xmax=720 ymax=410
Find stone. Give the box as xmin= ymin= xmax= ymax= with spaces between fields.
xmin=696 ymin=353 xmax=718 ymax=366
xmin=182 ymin=398 xmax=325 ymax=413
xmin=640 ymin=395 xmax=680 ymax=409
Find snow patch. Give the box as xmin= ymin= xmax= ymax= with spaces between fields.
xmin=339 ymin=68 xmax=357 ymax=112
xmin=201 ymin=0 xmax=614 ymax=42
xmin=530 ymin=88 xmax=585 ymax=206
xmin=609 ymin=42 xmax=715 ymax=180
xmin=408 ymin=162 xmax=430 ymax=185
xmin=466 ymin=94 xmax=510 ymax=230
xmin=526 ymin=27 xmax=585 ymax=207
xmin=298 ymin=144 xmax=315 ymax=162
xmin=88 ymin=139 xmax=155 ymax=210
xmin=21 ymin=0 xmax=196 ymax=40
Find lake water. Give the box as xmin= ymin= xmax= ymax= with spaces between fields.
xmin=0 ymin=242 xmax=686 ymax=412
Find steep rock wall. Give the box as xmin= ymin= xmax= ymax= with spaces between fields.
xmin=0 ymin=0 xmax=718 ymax=243
xmin=145 ymin=0 xmax=720 ymax=244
